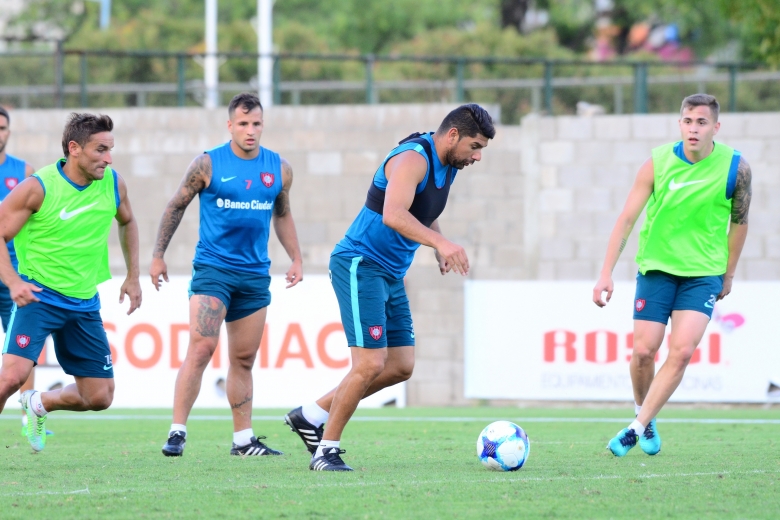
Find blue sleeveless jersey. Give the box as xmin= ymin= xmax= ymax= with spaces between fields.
xmin=0 ymin=154 xmax=27 ymax=269
xmin=193 ymin=142 xmax=282 ymax=274
xmin=333 ymin=132 xmax=457 ymax=279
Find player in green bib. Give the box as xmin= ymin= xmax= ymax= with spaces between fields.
xmin=0 ymin=113 xmax=141 ymax=453
xmin=593 ymin=94 xmax=752 ymax=457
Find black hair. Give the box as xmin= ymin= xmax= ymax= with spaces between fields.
xmin=681 ymin=93 xmax=720 ymax=121
xmin=437 ymin=103 xmax=496 ymax=140
xmin=61 ymin=113 xmax=114 ymax=156
xmin=228 ymin=93 xmax=263 ymax=118
xmin=0 ymin=106 xmax=9 ymax=124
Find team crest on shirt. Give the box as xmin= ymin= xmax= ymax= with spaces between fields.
xmin=260 ymin=172 xmax=274 ymax=188
xmin=5 ymin=177 xmax=18 ymax=190
xmin=635 ymin=299 xmax=646 ymax=312
xmin=16 ymin=335 xmax=30 ymax=348
xmin=369 ymin=326 xmax=383 ymax=341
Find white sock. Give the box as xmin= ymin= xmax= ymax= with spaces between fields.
xmin=233 ymin=428 xmax=254 ymax=447
xmin=30 ymin=391 xmax=47 ymax=417
xmin=21 ymin=414 xmax=28 ymax=426
xmin=315 ymin=439 xmax=340 ymax=458
xmin=169 ymin=424 xmax=187 ymax=436
xmin=301 ymin=402 xmax=329 ymax=427
xmin=629 ymin=419 xmax=645 ymax=437
xmin=635 ymin=403 xmax=642 ymax=416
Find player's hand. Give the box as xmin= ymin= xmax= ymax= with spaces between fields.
xmin=593 ymin=274 xmax=614 ymax=307
xmin=285 ymin=258 xmax=303 ymax=288
xmin=434 ymin=249 xmax=448 ymax=275
xmin=717 ymin=275 xmax=733 ymax=301
xmin=150 ymin=257 xmax=169 ymax=291
xmin=120 ymin=276 xmax=142 ymax=315
xmin=435 ymin=239 xmax=469 ymax=276
xmin=9 ymin=280 xmax=42 ymax=307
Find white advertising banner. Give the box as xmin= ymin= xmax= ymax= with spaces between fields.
xmin=465 ymin=281 xmax=780 ymax=403
xmin=5 ymin=275 xmax=404 ymax=409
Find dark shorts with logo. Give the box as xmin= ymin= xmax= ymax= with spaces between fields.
xmin=189 ymin=263 xmax=271 ymax=322
xmin=329 ymin=254 xmax=414 ymax=349
xmin=633 ymin=270 xmax=724 ymax=324
xmin=0 ymin=281 xmax=14 ymax=332
xmin=2 ymin=300 xmax=113 ymax=378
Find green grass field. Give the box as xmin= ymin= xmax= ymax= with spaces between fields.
xmin=1 ymin=407 xmax=778 ymax=519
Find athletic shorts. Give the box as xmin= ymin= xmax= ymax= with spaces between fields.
xmin=0 ymin=282 xmax=13 ymax=332
xmin=329 ymin=254 xmax=414 ymax=349
xmin=2 ymin=301 xmax=113 ymax=378
xmin=633 ymin=270 xmax=724 ymax=324
xmin=189 ymin=263 xmax=271 ymax=322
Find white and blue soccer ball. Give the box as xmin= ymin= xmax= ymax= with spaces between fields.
xmin=476 ymin=421 xmax=530 ymax=471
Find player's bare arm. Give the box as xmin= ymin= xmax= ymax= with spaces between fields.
xmin=24 ymin=163 xmax=34 ymax=177
xmin=718 ymin=156 xmax=752 ymax=300
xmin=150 ymin=153 xmax=211 ymax=289
xmin=383 ymin=151 xmax=469 ymax=275
xmin=272 ymin=157 xmax=303 ymax=289
xmin=593 ymin=158 xmax=655 ymax=307
xmin=429 ymin=219 xmax=448 ymax=275
xmin=0 ymin=177 xmax=44 ymax=306
xmin=115 ymin=174 xmax=142 ymax=314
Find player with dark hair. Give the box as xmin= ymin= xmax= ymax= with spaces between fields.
xmin=285 ymin=103 xmax=496 ymax=471
xmin=0 ymin=112 xmax=141 ymax=452
xmin=593 ymin=93 xmax=752 ymax=456
xmin=151 ymin=92 xmax=303 ymax=457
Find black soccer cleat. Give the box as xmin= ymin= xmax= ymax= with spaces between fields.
xmin=284 ymin=406 xmax=323 ymax=454
xmin=230 ymin=436 xmax=283 ymax=456
xmin=162 ymin=430 xmax=186 ymax=457
xmin=309 ymin=447 xmax=353 ymax=471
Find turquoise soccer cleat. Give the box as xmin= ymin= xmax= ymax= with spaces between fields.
xmin=607 ymin=428 xmax=637 ymax=457
xmin=639 ymin=418 xmax=661 ymax=455
xmin=19 ymin=390 xmax=47 ymax=452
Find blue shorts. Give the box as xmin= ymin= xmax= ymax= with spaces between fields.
xmin=0 ymin=282 xmax=13 ymax=332
xmin=189 ymin=263 xmax=271 ymax=322
xmin=633 ymin=270 xmax=724 ymax=324
xmin=330 ymin=254 xmax=414 ymax=349
xmin=2 ymin=301 xmax=113 ymax=378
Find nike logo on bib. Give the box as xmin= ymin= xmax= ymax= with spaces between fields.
xmin=59 ymin=202 xmax=98 ymax=220
xmin=668 ymin=178 xmax=705 ymax=191
xmin=221 ymin=176 xmax=237 ymax=182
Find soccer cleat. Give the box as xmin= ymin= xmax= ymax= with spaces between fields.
xmin=19 ymin=390 xmax=47 ymax=452
xmin=284 ymin=406 xmax=324 ymax=454
xmin=309 ymin=447 xmax=353 ymax=471
xmin=20 ymin=426 xmax=54 ymax=437
xmin=639 ymin=418 xmax=661 ymax=455
xmin=230 ymin=436 xmax=283 ymax=456
xmin=607 ymin=428 xmax=638 ymax=457
xmin=162 ymin=431 xmax=187 ymax=457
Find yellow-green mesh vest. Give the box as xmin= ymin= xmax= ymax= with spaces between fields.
xmin=635 ymin=142 xmax=735 ymax=277
xmin=15 ymin=160 xmax=116 ymax=298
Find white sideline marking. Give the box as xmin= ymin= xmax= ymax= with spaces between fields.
xmin=2 ymin=415 xmax=779 ymax=424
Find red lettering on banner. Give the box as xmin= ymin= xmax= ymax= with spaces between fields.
xmin=125 ymin=324 xmax=163 ymax=369
xmin=275 ymin=323 xmax=314 ymax=368
xmin=625 ymin=333 xmax=633 ymax=362
xmin=709 ymin=333 xmax=721 ymax=364
xmin=544 ymin=330 xmax=576 ymax=362
xmin=170 ymin=324 xmax=189 ymax=369
xmin=258 ymin=325 xmax=269 ymax=368
xmin=317 ymin=323 xmax=349 ymax=369
xmin=584 ymin=331 xmax=617 ymax=363
xmin=103 ymin=322 xmax=119 ymax=364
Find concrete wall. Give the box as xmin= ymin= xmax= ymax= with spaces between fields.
xmin=5 ymin=105 xmax=779 ymax=405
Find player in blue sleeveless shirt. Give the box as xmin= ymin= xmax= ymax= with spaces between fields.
xmin=285 ymin=104 xmax=496 ymax=471
xmin=151 ymin=93 xmax=303 ymax=457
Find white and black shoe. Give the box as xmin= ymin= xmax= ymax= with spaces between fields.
xmin=284 ymin=406 xmax=323 ymax=454
xmin=309 ymin=447 xmax=353 ymax=471
xmin=162 ymin=431 xmax=186 ymax=457
xmin=230 ymin=436 xmax=283 ymax=456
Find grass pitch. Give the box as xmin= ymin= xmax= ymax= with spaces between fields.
xmin=1 ymin=407 xmax=778 ymax=519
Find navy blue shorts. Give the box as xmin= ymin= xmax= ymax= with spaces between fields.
xmin=0 ymin=282 xmax=13 ymax=332
xmin=189 ymin=263 xmax=271 ymax=322
xmin=2 ymin=301 xmax=113 ymax=378
xmin=329 ymin=254 xmax=414 ymax=349
xmin=633 ymin=270 xmax=724 ymax=324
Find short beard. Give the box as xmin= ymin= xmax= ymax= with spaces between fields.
xmin=0 ymin=141 xmax=6 ymax=155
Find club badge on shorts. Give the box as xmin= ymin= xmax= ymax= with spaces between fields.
xmin=368 ymin=326 xmax=383 ymax=341
xmin=635 ymin=299 xmax=646 ymax=312
xmin=16 ymin=335 xmax=31 ymax=348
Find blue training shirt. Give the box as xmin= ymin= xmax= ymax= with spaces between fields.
xmin=193 ymin=142 xmax=282 ymax=274
xmin=0 ymin=154 xmax=26 ymax=269
xmin=332 ymin=132 xmax=457 ymax=279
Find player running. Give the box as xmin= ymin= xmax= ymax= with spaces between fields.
xmin=285 ymin=104 xmax=495 ymax=471
xmin=0 ymin=112 xmax=142 ymax=452
xmin=593 ymin=94 xmax=751 ymax=456
xmin=151 ymin=93 xmax=303 ymax=458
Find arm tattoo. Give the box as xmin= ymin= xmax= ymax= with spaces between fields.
xmin=152 ymin=154 xmax=210 ymax=258
xmin=730 ymin=157 xmax=752 ymax=225
xmin=231 ymin=395 xmax=253 ymax=410
xmin=195 ymin=296 xmax=225 ymax=338
xmin=273 ymin=158 xmax=293 ymax=218
xmin=619 ymin=238 xmax=627 ymax=253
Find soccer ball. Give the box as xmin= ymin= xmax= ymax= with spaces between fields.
xmin=476 ymin=421 xmax=530 ymax=471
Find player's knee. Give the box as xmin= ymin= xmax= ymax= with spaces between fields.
xmin=355 ymin=356 xmax=386 ymax=380
xmin=230 ymin=351 xmax=256 ymax=370
xmin=0 ymin=375 xmax=24 ymax=399
xmin=632 ymin=342 xmax=657 ymax=363
xmin=393 ymin=362 xmax=414 ymax=383
xmin=667 ymin=344 xmax=696 ymax=369
xmin=186 ymin=339 xmax=219 ymax=367
xmin=85 ymin=388 xmax=114 ymax=411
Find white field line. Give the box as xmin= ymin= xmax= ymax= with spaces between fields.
xmin=1 ymin=415 xmax=779 ymax=424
